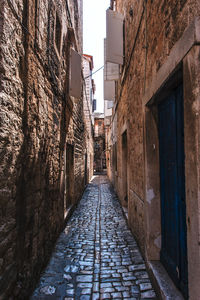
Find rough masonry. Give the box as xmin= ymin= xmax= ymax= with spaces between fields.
xmin=0 ymin=0 xmax=92 ymax=298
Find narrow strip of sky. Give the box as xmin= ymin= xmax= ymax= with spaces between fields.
xmin=83 ymin=0 xmax=110 ymax=113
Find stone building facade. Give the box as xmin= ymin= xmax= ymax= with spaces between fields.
xmin=0 ymin=0 xmax=92 ymax=298
xmin=94 ymin=113 xmax=106 ymax=173
xmin=105 ymin=0 xmax=200 ymax=298
xmin=82 ymin=54 xmax=95 ymax=183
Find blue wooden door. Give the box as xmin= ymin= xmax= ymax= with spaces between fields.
xmin=158 ymin=84 xmax=188 ymax=297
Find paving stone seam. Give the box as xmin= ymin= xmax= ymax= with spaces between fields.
xmin=30 ymin=176 xmax=158 ymax=300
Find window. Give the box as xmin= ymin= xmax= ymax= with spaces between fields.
xmin=112 ymin=142 xmax=117 ymax=172
xmin=55 ymin=11 xmax=62 ymax=54
xmin=104 ymin=80 xmax=115 ymax=101
xmin=104 ymin=39 xmax=119 ymax=81
xmin=92 ymin=99 xmax=97 ymax=112
xmin=69 ymin=48 xmax=82 ymax=99
xmin=34 ymin=0 xmax=39 ymax=43
xmin=35 ymin=0 xmax=41 ymax=47
xmin=107 ymin=101 xmax=114 ymax=109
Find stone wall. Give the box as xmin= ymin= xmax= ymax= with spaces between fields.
xmin=106 ymin=0 xmax=200 ymax=297
xmin=110 ymin=0 xmax=200 ymax=254
xmin=0 ymin=0 xmax=86 ymax=298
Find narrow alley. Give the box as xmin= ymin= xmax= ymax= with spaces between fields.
xmin=31 ymin=176 xmax=156 ymax=300
xmin=1 ymin=0 xmax=200 ymax=299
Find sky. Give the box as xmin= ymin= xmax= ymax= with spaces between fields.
xmin=83 ymin=0 xmax=110 ymax=113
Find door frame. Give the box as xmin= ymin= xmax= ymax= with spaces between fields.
xmin=122 ymin=130 xmax=128 ymax=205
xmin=64 ymin=143 xmax=74 ymax=213
xmin=158 ymin=83 xmax=188 ymax=296
xmin=144 ymin=66 xmax=189 ymax=292
xmin=144 ymin=20 xmax=200 ymax=298
xmin=144 ymin=46 xmax=200 ymax=298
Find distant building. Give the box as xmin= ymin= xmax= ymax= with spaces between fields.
xmin=82 ymin=54 xmax=96 ymax=183
xmin=93 ymin=113 xmax=106 ymax=173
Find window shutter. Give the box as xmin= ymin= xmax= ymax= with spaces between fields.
xmin=69 ymin=48 xmax=82 ymax=99
xmin=104 ymin=100 xmax=113 ymax=118
xmin=104 ymin=80 xmax=115 ymax=101
xmin=104 ymin=39 xmax=119 ymax=81
xmin=106 ymin=9 xmax=124 ymax=65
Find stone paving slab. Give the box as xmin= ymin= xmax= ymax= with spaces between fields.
xmin=31 ymin=176 xmax=157 ymax=299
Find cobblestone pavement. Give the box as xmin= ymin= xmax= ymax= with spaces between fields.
xmin=31 ymin=176 xmax=157 ymax=300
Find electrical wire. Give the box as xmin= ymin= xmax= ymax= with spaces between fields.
xmin=84 ymin=65 xmax=104 ymax=79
